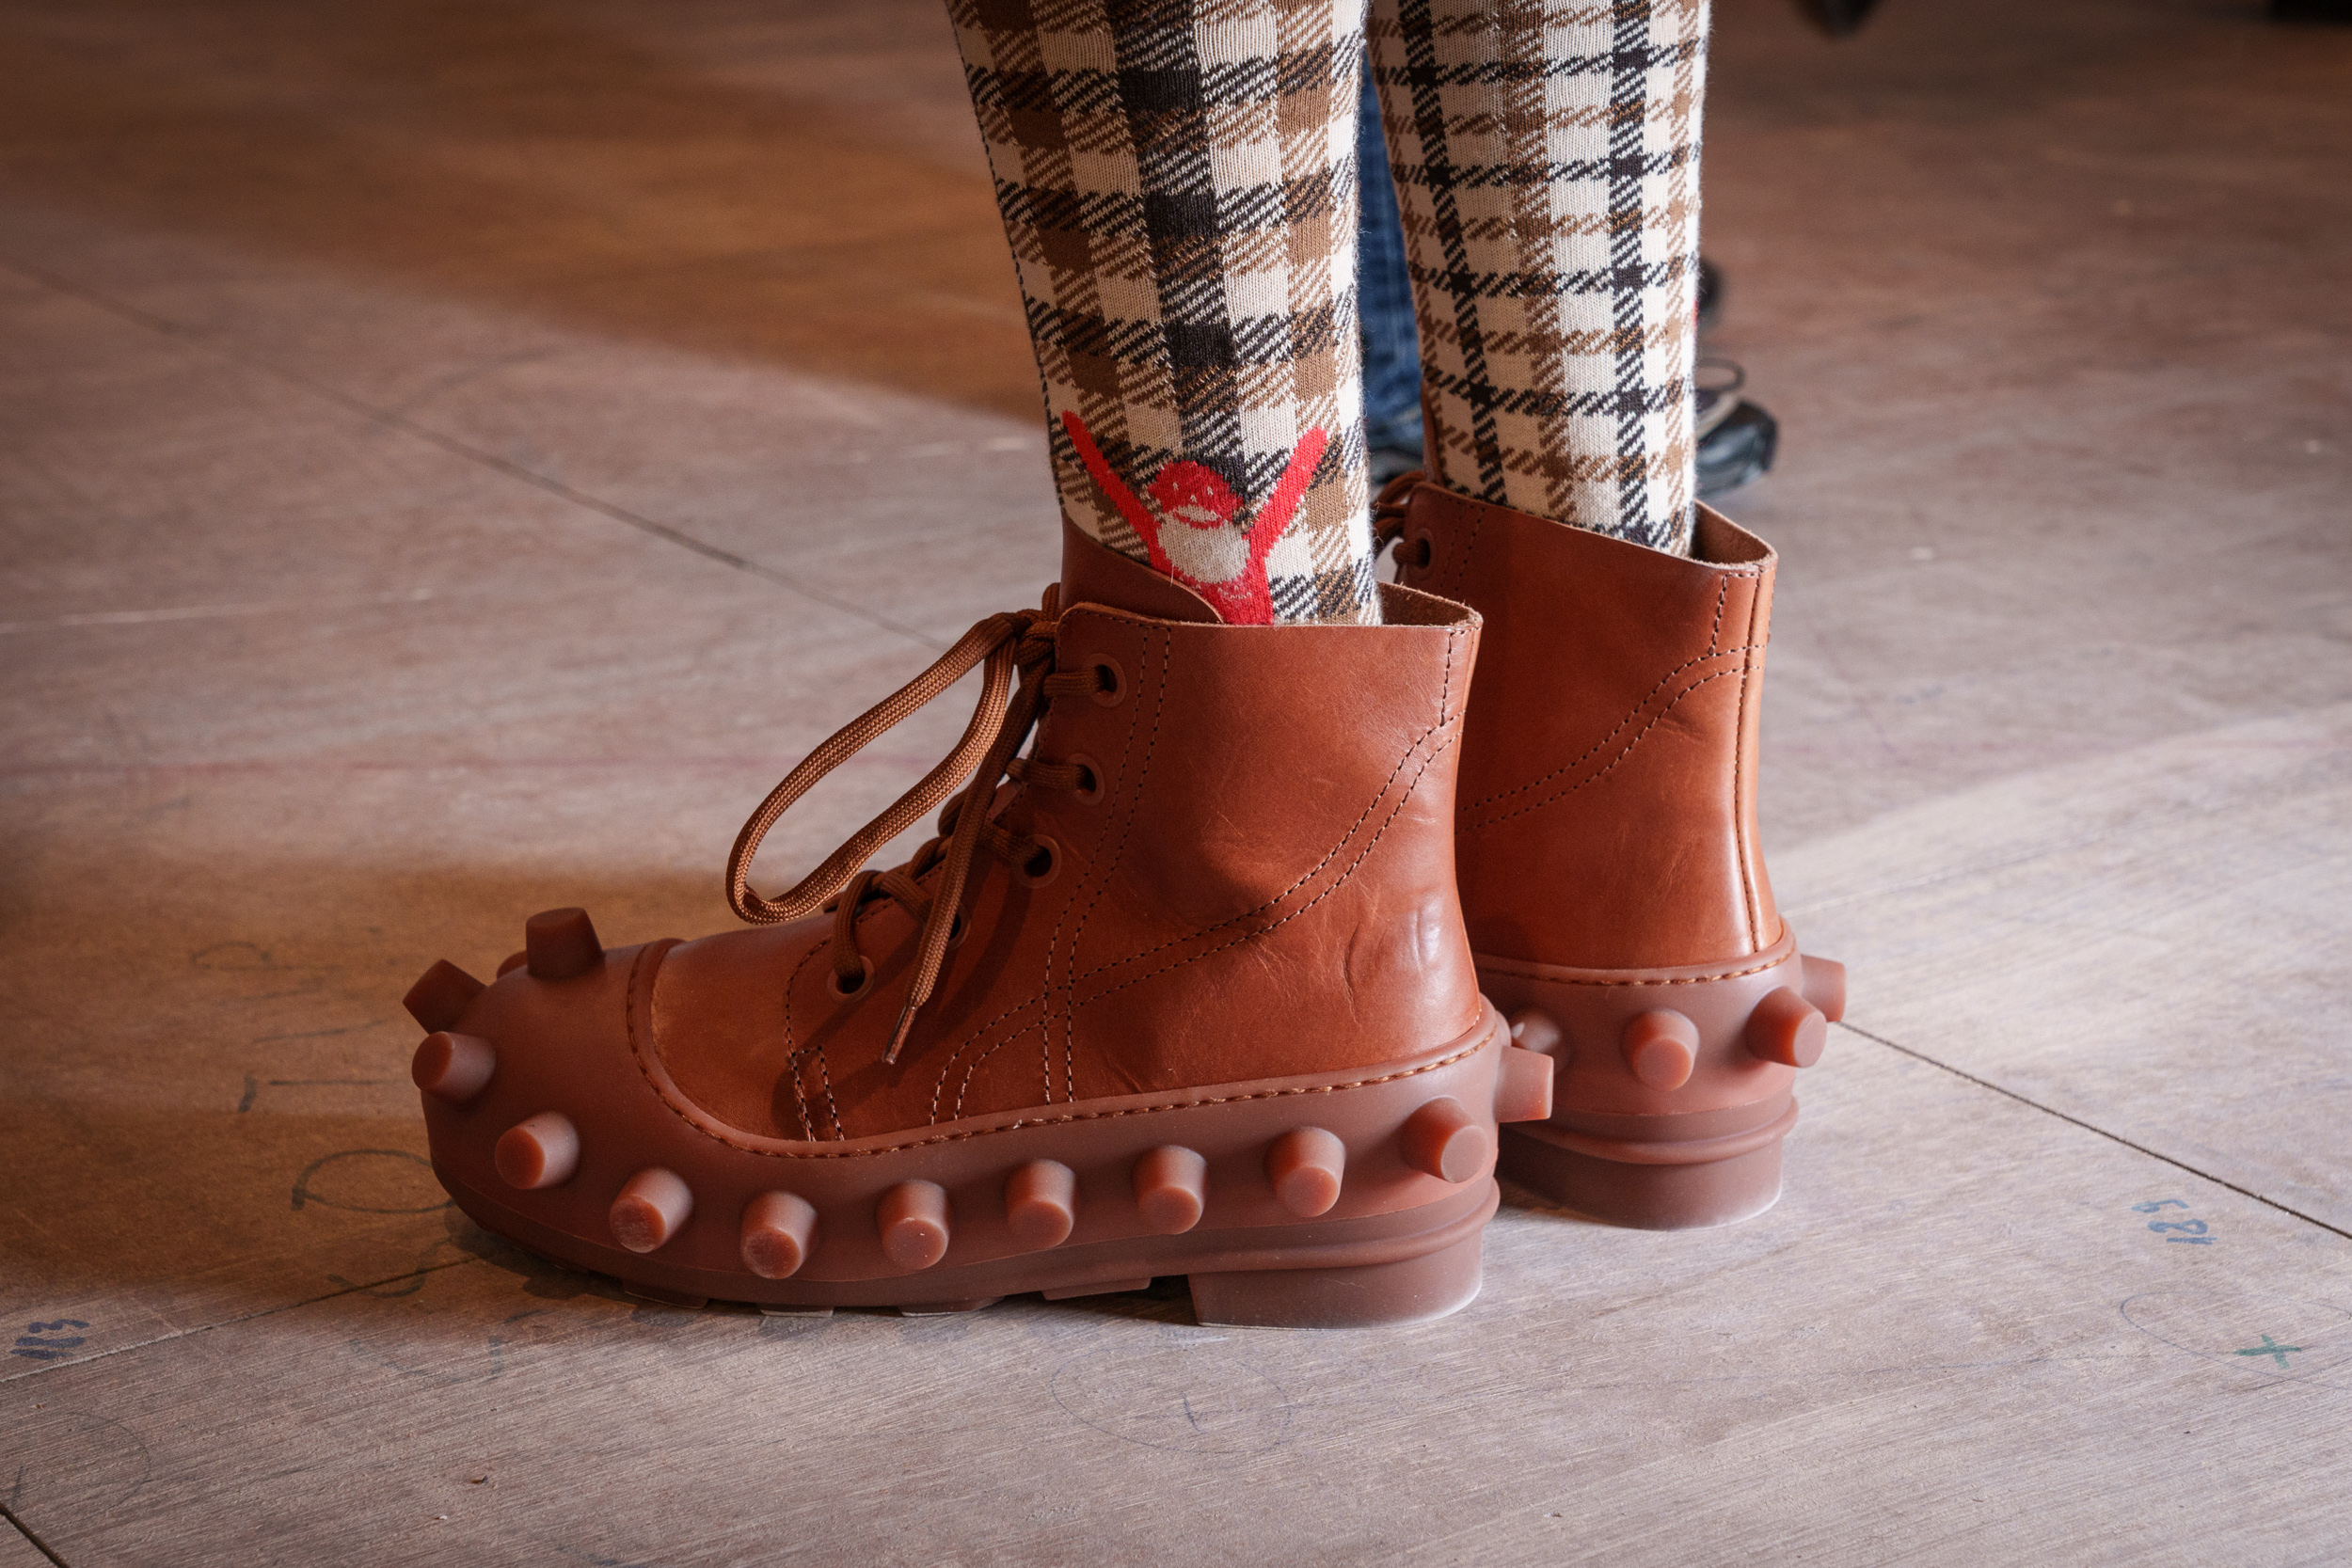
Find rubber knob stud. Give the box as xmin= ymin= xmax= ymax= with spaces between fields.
xmin=496 ymin=949 xmax=528 ymax=978
xmin=1132 ymin=1146 xmax=1208 ymax=1234
xmin=610 ymin=1167 xmax=694 ymax=1254
xmin=410 ymin=1031 xmax=496 ymax=1105
xmin=1265 ymin=1128 xmax=1345 ymax=1218
xmin=403 ymin=959 xmax=485 ymax=1034
xmin=1801 ymin=955 xmax=1848 ymax=1023
xmin=1621 ymin=1009 xmax=1700 ymax=1091
xmin=878 ymin=1180 xmax=951 ymax=1271
xmin=494 ymin=1112 xmax=580 ymax=1190
xmin=1005 ymin=1160 xmax=1077 ymax=1250
xmin=1508 ymin=1006 xmax=1565 ymax=1063
xmin=1400 ymin=1098 xmax=1489 ymax=1184
xmin=739 ymin=1191 xmax=818 ymax=1279
xmin=524 ymin=908 xmax=602 ymax=981
xmin=1494 ymin=1045 xmax=1555 ymax=1123
xmin=1745 ymin=987 xmax=1828 ymax=1068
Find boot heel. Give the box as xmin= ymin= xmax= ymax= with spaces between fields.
xmin=1188 ymin=1229 xmax=1484 ymax=1329
xmin=1483 ymin=933 xmax=1833 ymax=1229
xmin=1498 ymin=1098 xmax=1794 ymax=1229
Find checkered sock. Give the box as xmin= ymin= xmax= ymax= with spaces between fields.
xmin=1372 ymin=0 xmax=1708 ymax=554
xmin=948 ymin=0 xmax=1383 ymax=626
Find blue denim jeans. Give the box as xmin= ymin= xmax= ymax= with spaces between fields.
xmin=1358 ymin=68 xmax=1422 ymax=458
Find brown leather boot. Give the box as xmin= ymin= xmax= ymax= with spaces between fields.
xmin=1384 ymin=479 xmax=1844 ymax=1228
xmin=402 ymin=523 xmax=1551 ymax=1324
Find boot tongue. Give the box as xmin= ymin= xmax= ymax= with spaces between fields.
xmin=1058 ymin=516 xmax=1221 ymax=624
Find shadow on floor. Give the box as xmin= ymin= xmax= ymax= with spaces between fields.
xmin=0 ymin=0 xmax=1039 ymax=421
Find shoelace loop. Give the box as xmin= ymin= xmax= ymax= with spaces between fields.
xmin=1372 ymin=467 xmax=1424 ymax=554
xmin=725 ymin=585 xmax=1096 ymax=1062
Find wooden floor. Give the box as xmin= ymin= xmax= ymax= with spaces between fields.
xmin=4 ymin=1 xmax=2348 ymax=1562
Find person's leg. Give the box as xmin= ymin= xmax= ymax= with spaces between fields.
xmin=1362 ymin=84 xmax=1780 ymax=506
xmin=1372 ymin=0 xmax=1706 ymax=553
xmin=1375 ymin=0 xmax=1844 ymax=1229
xmin=403 ymin=0 xmax=1583 ymax=1329
xmin=947 ymin=0 xmax=1382 ymax=626
xmin=1355 ymin=62 xmax=1424 ymax=485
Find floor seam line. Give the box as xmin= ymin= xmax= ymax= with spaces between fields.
xmin=1836 ymin=1021 xmax=2352 ymax=1243
xmin=0 ymin=1258 xmax=485 ymax=1385
xmin=2 ymin=1499 xmax=74 ymax=1567
xmin=0 ymin=254 xmax=947 ymax=653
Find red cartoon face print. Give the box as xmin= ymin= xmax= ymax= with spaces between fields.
xmin=1146 ymin=462 xmax=1242 ymax=527
xmin=1061 ymin=413 xmax=1328 ymax=626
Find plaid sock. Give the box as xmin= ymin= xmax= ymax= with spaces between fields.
xmin=1371 ymin=0 xmax=1707 ymax=554
xmin=948 ymin=0 xmax=1383 ymax=626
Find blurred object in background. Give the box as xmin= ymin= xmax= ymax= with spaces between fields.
xmin=1696 ymin=256 xmax=1724 ymax=333
xmin=1693 ymin=358 xmax=1778 ymax=500
xmin=1358 ymin=63 xmax=1424 ymax=492
xmin=2269 ymin=0 xmax=2351 ymax=22
xmin=1800 ymin=0 xmax=1887 ymax=38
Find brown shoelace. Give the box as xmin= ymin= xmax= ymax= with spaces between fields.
xmin=1372 ymin=467 xmax=1425 ymax=563
xmin=726 ymin=585 xmax=1104 ymax=1062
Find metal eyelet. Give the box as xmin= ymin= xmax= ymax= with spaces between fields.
xmin=1019 ymin=836 xmax=1061 ymax=889
xmin=825 ymin=959 xmax=871 ymax=1002
xmin=1089 ymin=657 xmax=1126 ymax=706
xmin=1069 ymin=754 xmax=1104 ymax=805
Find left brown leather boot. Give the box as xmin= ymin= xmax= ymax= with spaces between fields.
xmin=1384 ymin=477 xmax=1845 ymax=1229
xmin=402 ymin=523 xmax=1551 ymax=1324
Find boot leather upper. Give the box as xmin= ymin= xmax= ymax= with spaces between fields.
xmin=648 ymin=525 xmax=1486 ymax=1142
xmin=1394 ymin=483 xmax=1781 ymax=973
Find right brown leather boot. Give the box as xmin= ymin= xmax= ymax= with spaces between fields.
xmin=1385 ymin=478 xmax=1846 ymax=1228
xmin=401 ymin=522 xmax=1552 ymax=1325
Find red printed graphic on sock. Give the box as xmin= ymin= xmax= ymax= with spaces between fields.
xmin=1061 ymin=413 xmax=1328 ymax=626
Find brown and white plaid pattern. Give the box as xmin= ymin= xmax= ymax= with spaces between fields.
xmin=1370 ymin=0 xmax=1708 ymax=553
xmin=948 ymin=0 xmax=1382 ymax=625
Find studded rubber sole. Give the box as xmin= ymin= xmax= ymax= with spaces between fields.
xmin=1480 ymin=927 xmax=1843 ymax=1230
xmin=421 ymin=997 xmax=1549 ymax=1328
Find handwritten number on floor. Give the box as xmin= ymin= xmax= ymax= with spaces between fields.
xmin=2136 ymin=1198 xmax=2215 ymax=1243
xmin=12 ymin=1319 xmax=90 ymax=1360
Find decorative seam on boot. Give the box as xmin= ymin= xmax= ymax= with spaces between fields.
xmin=920 ymin=622 xmax=1170 ymax=1126
xmin=1069 ymin=722 xmax=1465 ymax=1013
xmin=936 ymin=663 xmax=1463 ymax=1117
xmin=774 ymin=933 xmax=846 ymax=1140
xmin=1475 ymin=937 xmax=1797 ymax=988
xmin=1048 ymin=621 xmax=1168 ymax=1110
xmin=1457 ymin=651 xmax=1760 ymax=824
xmin=1065 ymin=630 xmax=1467 ymax=988
xmin=629 ymin=1037 xmax=1491 ymax=1161
xmin=782 ymin=942 xmax=817 ymax=1140
xmin=1733 ymin=568 xmax=1766 ymax=946
xmin=924 ymin=643 xmax=1467 ymax=1120
xmin=1432 ymin=491 xmax=1483 ymax=599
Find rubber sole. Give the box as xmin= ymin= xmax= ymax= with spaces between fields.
xmin=423 ymin=996 xmax=1548 ymax=1328
xmin=473 ymin=1181 xmax=1497 ymax=1330
xmin=1479 ymin=928 xmax=1841 ymax=1230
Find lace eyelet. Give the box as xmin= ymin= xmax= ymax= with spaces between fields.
xmin=947 ymin=911 xmax=968 ymax=948
xmin=1068 ymin=754 xmax=1104 ymax=805
xmin=1399 ymin=531 xmax=1435 ymax=573
xmin=1019 ymin=836 xmax=1061 ymax=889
xmin=1089 ymin=657 xmax=1126 ymax=706
xmin=825 ymin=959 xmax=871 ymax=1002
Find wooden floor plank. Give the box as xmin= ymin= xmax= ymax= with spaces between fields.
xmin=2 ymin=0 xmax=2347 ymax=1561
xmin=0 ymin=274 xmax=1026 ymax=1354
xmin=3 ymin=1037 xmax=2345 ymax=1566
xmin=1784 ymin=703 xmax=2352 ymax=1232
xmin=0 ymin=1522 xmax=58 ymax=1568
